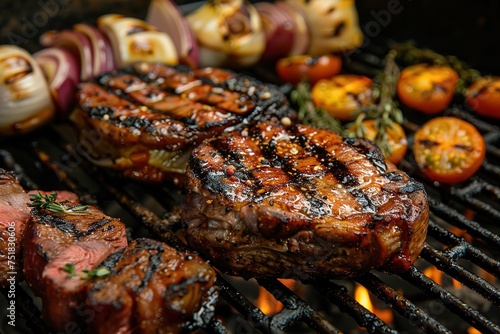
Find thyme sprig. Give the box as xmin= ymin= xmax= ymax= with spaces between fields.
xmin=28 ymin=191 xmax=88 ymax=215
xmin=347 ymin=49 xmax=404 ymax=157
xmin=61 ymin=263 xmax=110 ymax=280
xmin=291 ymin=81 xmax=343 ymax=134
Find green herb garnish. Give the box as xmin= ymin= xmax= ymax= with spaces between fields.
xmin=61 ymin=263 xmax=110 ymax=280
xmin=347 ymin=49 xmax=404 ymax=157
xmin=28 ymin=191 xmax=88 ymax=215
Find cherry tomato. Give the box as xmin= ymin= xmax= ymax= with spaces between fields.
xmin=349 ymin=120 xmax=408 ymax=165
xmin=275 ymin=54 xmax=342 ymax=85
xmin=465 ymin=76 xmax=500 ymax=119
xmin=397 ymin=64 xmax=458 ymax=114
xmin=311 ymin=75 xmax=373 ymax=121
xmin=413 ymin=117 xmax=485 ymax=184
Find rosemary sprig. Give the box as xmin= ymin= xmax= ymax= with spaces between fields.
xmin=61 ymin=263 xmax=110 ymax=280
xmin=28 ymin=191 xmax=88 ymax=215
xmin=291 ymin=81 xmax=344 ymax=134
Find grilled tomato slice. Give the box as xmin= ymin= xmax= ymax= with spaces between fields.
xmin=311 ymin=74 xmax=373 ymax=121
xmin=276 ymin=54 xmax=342 ymax=85
xmin=465 ymin=76 xmax=500 ymax=119
xmin=397 ymin=64 xmax=458 ymax=114
xmin=349 ymin=120 xmax=408 ymax=165
xmin=413 ymin=117 xmax=485 ymax=184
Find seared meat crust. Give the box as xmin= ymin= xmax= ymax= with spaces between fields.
xmin=72 ymin=62 xmax=295 ymax=183
xmin=23 ymin=193 xmax=128 ymax=332
xmin=86 ymin=238 xmax=218 ymax=334
xmin=182 ymin=122 xmax=429 ymax=279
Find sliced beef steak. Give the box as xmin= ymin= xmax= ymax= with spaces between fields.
xmin=23 ymin=192 xmax=128 ymax=332
xmin=86 ymin=238 xmax=217 ymax=334
xmin=0 ymin=169 xmax=30 ymax=287
xmin=71 ymin=62 xmax=295 ymax=183
xmin=182 ymin=122 xmax=429 ymax=279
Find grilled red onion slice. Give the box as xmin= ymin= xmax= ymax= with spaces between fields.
xmin=40 ymin=29 xmax=94 ymax=81
xmin=146 ymin=0 xmax=199 ymax=68
xmin=255 ymin=2 xmax=295 ymax=62
xmin=34 ymin=47 xmax=81 ymax=117
xmin=74 ymin=23 xmax=116 ymax=74
xmin=275 ymin=1 xmax=311 ymax=56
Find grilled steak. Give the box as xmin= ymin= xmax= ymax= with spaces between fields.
xmin=86 ymin=238 xmax=218 ymax=334
xmin=0 ymin=169 xmax=30 ymax=287
xmin=71 ymin=62 xmax=295 ymax=184
xmin=182 ymin=122 xmax=429 ymax=279
xmin=23 ymin=192 xmax=128 ymax=332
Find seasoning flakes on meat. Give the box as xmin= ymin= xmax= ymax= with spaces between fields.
xmin=182 ymin=122 xmax=429 ymax=280
xmin=71 ymin=62 xmax=296 ymax=184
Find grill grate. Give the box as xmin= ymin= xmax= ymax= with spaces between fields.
xmin=1 ymin=38 xmax=499 ymax=334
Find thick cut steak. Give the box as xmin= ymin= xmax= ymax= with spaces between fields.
xmin=72 ymin=62 xmax=295 ymax=183
xmin=0 ymin=169 xmax=30 ymax=287
xmin=23 ymin=193 xmax=128 ymax=332
xmin=86 ymin=238 xmax=218 ymax=334
xmin=182 ymin=122 xmax=429 ymax=279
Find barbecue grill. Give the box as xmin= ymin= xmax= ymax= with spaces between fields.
xmin=1 ymin=1 xmax=500 ymax=333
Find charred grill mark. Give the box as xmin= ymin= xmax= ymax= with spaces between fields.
xmin=343 ymin=137 xmax=387 ymax=174
xmin=251 ymin=128 xmax=330 ymax=217
xmin=398 ymin=179 xmax=426 ymax=194
xmin=134 ymin=250 xmax=163 ymax=293
xmin=36 ymin=211 xmax=114 ymax=239
xmin=454 ymin=144 xmax=474 ymax=151
xmin=83 ymin=218 xmax=113 ymax=237
xmin=384 ymin=172 xmax=404 ymax=182
xmin=350 ymin=189 xmax=376 ymax=212
xmin=332 ymin=21 xmax=346 ymax=37
xmin=307 ymin=144 xmax=359 ymax=188
xmin=37 ymin=211 xmax=81 ymax=236
xmin=189 ymin=156 xmax=228 ymax=195
xmin=291 ymin=128 xmax=378 ymax=213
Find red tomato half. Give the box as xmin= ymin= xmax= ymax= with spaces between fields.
xmin=465 ymin=76 xmax=500 ymax=119
xmin=276 ymin=54 xmax=342 ymax=85
xmin=397 ymin=63 xmax=458 ymax=114
xmin=413 ymin=117 xmax=485 ymax=184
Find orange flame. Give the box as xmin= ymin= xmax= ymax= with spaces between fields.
xmin=354 ymin=284 xmax=394 ymax=324
xmin=254 ymin=279 xmax=299 ymax=316
xmin=467 ymin=327 xmax=482 ymax=334
xmin=423 ymin=265 xmax=462 ymax=289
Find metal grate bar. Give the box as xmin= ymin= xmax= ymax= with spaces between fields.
xmin=400 ymin=267 xmax=500 ymax=334
xmin=420 ymin=244 xmax=500 ymax=307
xmin=257 ymin=278 xmax=342 ymax=334
xmin=355 ymin=273 xmax=451 ymax=334
xmin=428 ymin=198 xmax=500 ymax=247
xmin=426 ymin=220 xmax=500 ymax=277
xmin=316 ymin=280 xmax=397 ymax=334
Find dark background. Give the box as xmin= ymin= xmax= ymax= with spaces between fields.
xmin=1 ymin=0 xmax=499 ymax=73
